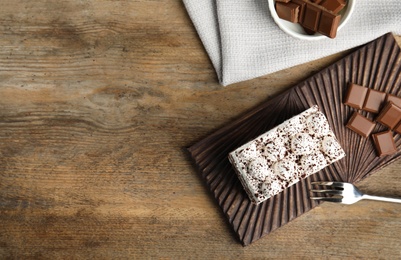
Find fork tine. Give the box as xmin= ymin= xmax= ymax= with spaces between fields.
xmin=310 ymin=197 xmax=343 ymax=203
xmin=310 ymin=189 xmax=342 ymax=195
xmin=311 ymin=181 xmax=333 ymax=185
xmin=311 ymin=181 xmax=345 ymax=188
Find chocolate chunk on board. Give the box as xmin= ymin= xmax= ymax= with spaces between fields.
xmin=372 ymin=131 xmax=397 ymax=157
xmin=344 ymin=83 xmax=368 ymax=109
xmin=395 ymin=121 xmax=401 ymax=135
xmin=346 ymin=112 xmax=375 ymax=138
xmin=362 ymin=89 xmax=387 ymax=113
xmin=376 ymin=102 xmax=401 ymax=129
xmin=386 ymin=94 xmax=401 ymax=108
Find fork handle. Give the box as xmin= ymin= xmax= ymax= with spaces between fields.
xmin=363 ymin=194 xmax=401 ymax=204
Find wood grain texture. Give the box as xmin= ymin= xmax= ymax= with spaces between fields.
xmin=0 ymin=0 xmax=400 ymax=258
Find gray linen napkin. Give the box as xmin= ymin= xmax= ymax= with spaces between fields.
xmin=183 ymin=0 xmax=401 ymax=86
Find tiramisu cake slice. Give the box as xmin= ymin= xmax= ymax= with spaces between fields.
xmin=228 ymin=105 xmax=345 ymax=204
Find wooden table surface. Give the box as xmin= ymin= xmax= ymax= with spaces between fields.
xmin=0 ymin=1 xmax=400 ymax=259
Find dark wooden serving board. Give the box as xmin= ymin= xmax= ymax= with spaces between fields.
xmin=188 ymin=33 xmax=401 ymax=246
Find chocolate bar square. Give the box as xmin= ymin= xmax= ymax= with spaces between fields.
xmin=386 ymin=94 xmax=401 ymax=108
xmin=395 ymin=121 xmax=401 ymax=135
xmin=291 ymin=0 xmax=307 ymax=24
xmin=346 ymin=112 xmax=375 ymax=138
xmin=320 ymin=0 xmax=346 ymax=14
xmin=362 ymin=89 xmax=386 ymax=113
xmin=302 ymin=3 xmax=322 ymax=31
xmin=276 ymin=2 xmax=301 ymax=23
xmin=344 ymin=83 xmax=368 ymax=109
xmin=317 ymin=11 xmax=341 ymax=38
xmin=376 ymin=102 xmax=401 ymax=129
xmin=372 ymin=131 xmax=397 ymax=157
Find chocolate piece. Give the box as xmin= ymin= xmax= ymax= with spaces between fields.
xmin=395 ymin=121 xmax=401 ymax=135
xmin=376 ymin=102 xmax=401 ymax=129
xmin=276 ymin=2 xmax=300 ymax=23
xmin=346 ymin=112 xmax=375 ymax=138
xmin=302 ymin=3 xmax=322 ymax=31
xmin=228 ymin=106 xmax=345 ymax=205
xmin=362 ymin=89 xmax=386 ymax=113
xmin=372 ymin=131 xmax=397 ymax=157
xmin=320 ymin=0 xmax=346 ymax=14
xmin=275 ymin=0 xmax=291 ymax=2
xmin=317 ymin=10 xmax=341 ymax=38
xmin=302 ymin=26 xmax=316 ymax=35
xmin=274 ymin=0 xmax=346 ymax=39
xmin=386 ymin=94 xmax=401 ymax=108
xmin=344 ymin=83 xmax=368 ymax=109
xmin=291 ymin=0 xmax=308 ymax=23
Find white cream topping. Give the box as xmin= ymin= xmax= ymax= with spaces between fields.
xmin=260 ymin=139 xmax=287 ymax=162
xmin=291 ymin=133 xmax=316 ymax=155
xmin=307 ymin=112 xmax=330 ymax=137
xmin=261 ymin=179 xmax=282 ymax=196
xmin=278 ymin=116 xmax=303 ymax=137
xmin=322 ymin=135 xmax=345 ymax=162
xmin=238 ymin=143 xmax=257 ymax=161
xmin=300 ymin=152 xmax=327 ymax=173
xmin=228 ymin=105 xmax=346 ymax=204
xmin=247 ymin=158 xmax=272 ymax=180
xmin=273 ymin=159 xmax=298 ymax=180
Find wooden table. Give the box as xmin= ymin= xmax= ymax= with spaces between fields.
xmin=0 ymin=1 xmax=400 ymax=258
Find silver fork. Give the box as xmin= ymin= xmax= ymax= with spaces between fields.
xmin=310 ymin=181 xmax=401 ymax=205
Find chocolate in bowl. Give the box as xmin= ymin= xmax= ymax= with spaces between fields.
xmin=268 ymin=0 xmax=355 ymax=40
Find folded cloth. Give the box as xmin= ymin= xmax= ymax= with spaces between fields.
xmin=183 ymin=0 xmax=401 ymax=86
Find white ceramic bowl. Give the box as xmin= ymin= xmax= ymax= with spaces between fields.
xmin=268 ymin=0 xmax=355 ymax=40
